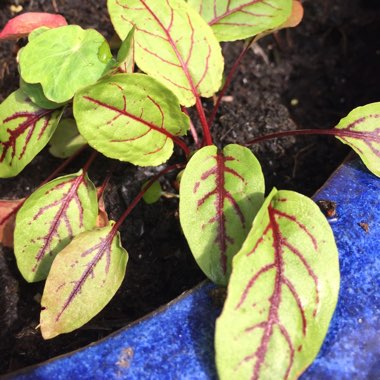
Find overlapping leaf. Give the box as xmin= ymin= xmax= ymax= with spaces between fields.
xmin=49 ymin=118 xmax=87 ymax=158
xmin=0 ymin=199 xmax=24 ymax=247
xmin=40 ymin=223 xmax=128 ymax=339
xmin=0 ymin=89 xmax=62 ymax=178
xmin=108 ymin=0 xmax=224 ymax=106
xmin=14 ymin=171 xmax=98 ymax=282
xmin=74 ymin=73 xmax=190 ymax=166
xmin=187 ymin=0 xmax=292 ymax=41
xmin=215 ymin=189 xmax=340 ymax=380
xmin=0 ymin=12 xmax=67 ymax=40
xmin=19 ymin=25 xmax=113 ymax=103
xmin=334 ymin=102 xmax=380 ymax=177
xmin=116 ymin=28 xmax=135 ymax=73
xmin=179 ymin=144 xmax=264 ymax=285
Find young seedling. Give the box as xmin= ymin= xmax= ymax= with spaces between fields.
xmin=0 ymin=1 xmax=379 ymax=378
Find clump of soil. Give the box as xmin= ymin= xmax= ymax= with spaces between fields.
xmin=1 ymin=0 xmax=380 ymax=374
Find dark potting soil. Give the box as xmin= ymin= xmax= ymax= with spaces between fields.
xmin=1 ymin=0 xmax=380 ymax=374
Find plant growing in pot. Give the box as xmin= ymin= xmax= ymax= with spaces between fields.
xmin=0 ymin=0 xmax=379 ymax=378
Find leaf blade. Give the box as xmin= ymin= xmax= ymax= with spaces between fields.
xmin=334 ymin=102 xmax=380 ymax=177
xmin=188 ymin=0 xmax=292 ymax=41
xmin=108 ymin=0 xmax=224 ymax=106
xmin=215 ymin=189 xmax=340 ymax=379
xmin=14 ymin=171 xmax=98 ymax=282
xmin=0 ymin=89 xmax=62 ymax=178
xmin=180 ymin=144 xmax=265 ymax=285
xmin=40 ymin=224 xmax=128 ymax=339
xmin=74 ymin=73 xmax=189 ymax=166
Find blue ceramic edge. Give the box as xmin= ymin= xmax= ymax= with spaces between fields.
xmin=5 ymin=155 xmax=380 ymax=380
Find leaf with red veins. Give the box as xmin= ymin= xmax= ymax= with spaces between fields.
xmin=334 ymin=102 xmax=380 ymax=177
xmin=74 ymin=74 xmax=190 ymax=167
xmin=0 ymin=12 xmax=67 ymax=41
xmin=40 ymin=223 xmax=128 ymax=339
xmin=0 ymin=89 xmax=62 ymax=178
xmin=14 ymin=171 xmax=98 ymax=282
xmin=215 ymin=189 xmax=340 ymax=380
xmin=108 ymin=0 xmax=224 ymax=107
xmin=179 ymin=144 xmax=264 ymax=285
xmin=187 ymin=0 xmax=292 ymax=41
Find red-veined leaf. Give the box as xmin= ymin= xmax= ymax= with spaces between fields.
xmin=179 ymin=144 xmax=265 ymax=285
xmin=14 ymin=171 xmax=98 ymax=282
xmin=0 ymin=199 xmax=24 ymax=247
xmin=108 ymin=0 xmax=224 ymax=107
xmin=215 ymin=189 xmax=340 ymax=380
xmin=74 ymin=74 xmax=190 ymax=166
xmin=187 ymin=0 xmax=292 ymax=41
xmin=0 ymin=89 xmax=63 ymax=178
xmin=0 ymin=12 xmax=67 ymax=41
xmin=334 ymin=102 xmax=380 ymax=177
xmin=40 ymin=223 xmax=128 ymax=339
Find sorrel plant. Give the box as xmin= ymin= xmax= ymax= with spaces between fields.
xmin=0 ymin=1 xmax=379 ymax=379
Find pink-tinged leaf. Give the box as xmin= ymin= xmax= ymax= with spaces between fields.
xmin=280 ymin=0 xmax=304 ymax=29
xmin=0 ymin=89 xmax=63 ymax=178
xmin=40 ymin=223 xmax=128 ymax=339
xmin=187 ymin=0 xmax=292 ymax=42
xmin=334 ymin=102 xmax=380 ymax=177
xmin=108 ymin=0 xmax=224 ymax=107
xmin=0 ymin=198 xmax=24 ymax=247
xmin=179 ymin=144 xmax=265 ymax=285
xmin=14 ymin=171 xmax=98 ymax=282
xmin=0 ymin=12 xmax=67 ymax=41
xmin=215 ymin=189 xmax=340 ymax=380
xmin=96 ymin=193 xmax=109 ymax=228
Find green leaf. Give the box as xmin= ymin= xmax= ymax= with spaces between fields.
xmin=0 ymin=89 xmax=62 ymax=178
xmin=49 ymin=118 xmax=87 ymax=158
xmin=108 ymin=0 xmax=224 ymax=107
xmin=116 ymin=27 xmax=135 ymax=73
xmin=28 ymin=26 xmax=50 ymax=41
xmin=179 ymin=144 xmax=265 ymax=285
xmin=188 ymin=0 xmax=292 ymax=41
xmin=334 ymin=102 xmax=380 ymax=177
xmin=19 ymin=25 xmax=113 ymax=103
xmin=14 ymin=171 xmax=98 ymax=282
xmin=73 ymin=73 xmax=190 ymax=166
xmin=142 ymin=180 xmax=162 ymax=204
xmin=215 ymin=189 xmax=340 ymax=380
xmin=20 ymin=78 xmax=66 ymax=110
xmin=40 ymin=223 xmax=128 ymax=339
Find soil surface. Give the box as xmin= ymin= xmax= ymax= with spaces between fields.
xmin=1 ymin=0 xmax=380 ymax=374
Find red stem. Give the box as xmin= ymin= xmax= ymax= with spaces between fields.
xmin=182 ymin=106 xmax=200 ymax=148
xmin=208 ymin=37 xmax=256 ymax=127
xmin=111 ymin=163 xmax=185 ymax=236
xmin=195 ymin=96 xmax=213 ymax=146
xmin=173 ymin=136 xmax=191 ymax=156
xmin=245 ymin=129 xmax=338 ymax=146
xmin=82 ymin=150 xmax=98 ymax=174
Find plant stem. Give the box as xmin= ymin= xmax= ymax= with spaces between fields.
xmin=208 ymin=36 xmax=256 ymax=127
xmin=245 ymin=129 xmax=338 ymax=146
xmin=182 ymin=106 xmax=200 ymax=148
xmin=82 ymin=150 xmax=98 ymax=173
xmin=195 ymin=96 xmax=213 ymax=146
xmin=173 ymin=136 xmax=191 ymax=156
xmin=111 ymin=163 xmax=185 ymax=236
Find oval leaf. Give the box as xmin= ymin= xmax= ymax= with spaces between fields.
xmin=0 ymin=198 xmax=24 ymax=248
xmin=0 ymin=89 xmax=62 ymax=178
xmin=116 ymin=27 xmax=135 ymax=74
xmin=179 ymin=144 xmax=265 ymax=285
xmin=19 ymin=25 xmax=113 ymax=103
xmin=188 ymin=0 xmax=292 ymax=42
xmin=0 ymin=12 xmax=67 ymax=41
xmin=14 ymin=171 xmax=98 ymax=282
xmin=215 ymin=189 xmax=340 ymax=380
xmin=334 ymin=102 xmax=380 ymax=177
xmin=74 ymin=73 xmax=190 ymax=166
xmin=108 ymin=0 xmax=224 ymax=107
xmin=49 ymin=118 xmax=87 ymax=158
xmin=40 ymin=224 xmax=128 ymax=339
